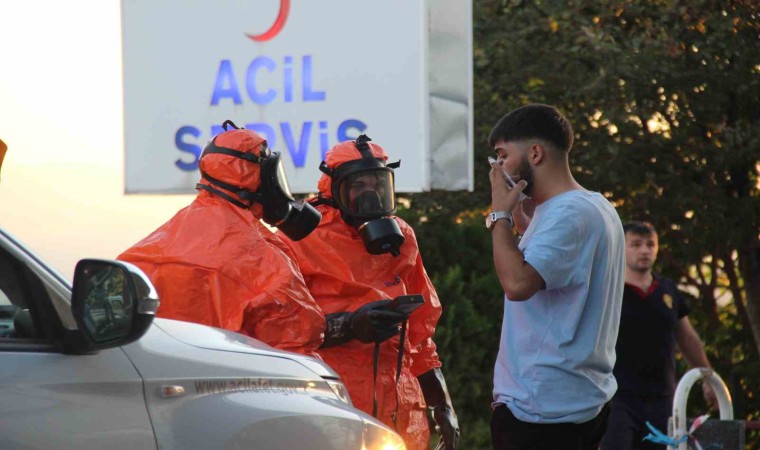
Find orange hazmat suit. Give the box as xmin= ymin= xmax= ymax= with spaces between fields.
xmin=119 ymin=127 xmax=324 ymax=356
xmin=283 ymin=139 xmax=443 ymax=450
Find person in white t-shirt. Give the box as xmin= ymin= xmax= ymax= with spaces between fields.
xmin=486 ymin=103 xmax=626 ymax=450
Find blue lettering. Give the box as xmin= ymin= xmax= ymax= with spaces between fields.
xmin=302 ymin=55 xmax=325 ymax=102
xmin=337 ymin=119 xmax=367 ymax=142
xmin=281 ymin=121 xmax=313 ymax=168
xmin=246 ymin=57 xmax=276 ymax=104
xmin=211 ymin=55 xmax=326 ymax=106
xmin=210 ymin=60 xmax=242 ymax=105
xmin=319 ymin=121 xmax=329 ymax=160
xmin=175 ymin=126 xmax=203 ymax=171
xmin=175 ymin=119 xmax=370 ymax=172
xmin=284 ymin=56 xmax=294 ymax=103
xmin=210 ymin=125 xmax=225 ymax=137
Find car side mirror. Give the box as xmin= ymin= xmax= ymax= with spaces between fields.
xmin=69 ymin=259 xmax=159 ymax=353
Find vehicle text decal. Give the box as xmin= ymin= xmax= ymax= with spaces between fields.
xmin=193 ymin=377 xmax=316 ymax=396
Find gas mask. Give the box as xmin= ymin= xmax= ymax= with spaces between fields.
xmin=319 ymin=135 xmax=405 ymax=256
xmin=196 ymin=121 xmax=321 ymax=241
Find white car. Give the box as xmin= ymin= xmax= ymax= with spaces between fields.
xmin=0 ymin=226 xmax=405 ymax=450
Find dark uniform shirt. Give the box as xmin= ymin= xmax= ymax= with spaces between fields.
xmin=613 ymin=274 xmax=690 ymax=397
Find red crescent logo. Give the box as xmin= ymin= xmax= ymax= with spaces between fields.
xmin=246 ymin=0 xmax=290 ymax=42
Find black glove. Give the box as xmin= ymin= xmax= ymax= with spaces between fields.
xmin=321 ymin=300 xmax=408 ymax=348
xmin=418 ymin=368 xmax=460 ymax=450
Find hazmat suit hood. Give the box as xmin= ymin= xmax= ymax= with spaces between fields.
xmin=197 ymin=127 xmax=266 ymax=216
xmin=316 ymin=137 xmax=390 ymax=201
xmin=315 ymin=135 xmax=403 ymax=255
xmin=198 ymin=122 xmax=320 ymax=241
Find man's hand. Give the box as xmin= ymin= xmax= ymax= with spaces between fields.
xmin=418 ymin=368 xmax=460 ymax=450
xmin=431 ymin=404 xmax=460 ymax=450
xmin=350 ymin=300 xmax=408 ymax=343
xmin=489 ymin=162 xmax=527 ymax=214
xmin=320 ymin=300 xmax=408 ymax=348
xmin=702 ymin=382 xmax=719 ymax=411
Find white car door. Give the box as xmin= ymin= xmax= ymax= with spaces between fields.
xmin=0 ymin=239 xmax=156 ymax=450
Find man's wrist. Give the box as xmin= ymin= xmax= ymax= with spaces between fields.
xmin=486 ymin=211 xmax=514 ymax=230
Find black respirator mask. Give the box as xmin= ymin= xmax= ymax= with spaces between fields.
xmin=318 ymin=135 xmax=404 ymax=256
xmin=196 ymin=121 xmax=321 ymax=241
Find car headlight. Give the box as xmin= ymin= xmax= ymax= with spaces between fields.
xmin=361 ymin=417 xmax=406 ymax=450
xmin=325 ymin=378 xmax=352 ymax=405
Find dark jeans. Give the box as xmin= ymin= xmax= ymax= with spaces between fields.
xmin=600 ymin=394 xmax=672 ymax=450
xmin=491 ymin=402 xmax=611 ymax=450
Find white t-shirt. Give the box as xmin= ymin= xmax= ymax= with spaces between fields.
xmin=493 ymin=190 xmax=625 ymax=423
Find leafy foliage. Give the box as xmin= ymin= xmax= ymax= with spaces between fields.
xmin=401 ymin=209 xmax=503 ymax=448
xmin=399 ymin=1 xmax=760 ymax=447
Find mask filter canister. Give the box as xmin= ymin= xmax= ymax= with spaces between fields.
xmin=270 ymin=200 xmax=322 ymax=241
xmin=358 ymin=217 xmax=404 ymax=256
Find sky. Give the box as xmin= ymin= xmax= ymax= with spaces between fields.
xmin=0 ymin=1 xmax=193 ymax=279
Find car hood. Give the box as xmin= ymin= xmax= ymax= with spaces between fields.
xmin=153 ymin=318 xmax=337 ymax=379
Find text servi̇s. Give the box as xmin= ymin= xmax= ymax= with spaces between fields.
xmin=175 ymin=55 xmax=368 ymax=171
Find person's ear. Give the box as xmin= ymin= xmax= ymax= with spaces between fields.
xmin=529 ymin=142 xmax=545 ymax=165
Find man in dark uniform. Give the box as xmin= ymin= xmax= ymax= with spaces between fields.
xmin=601 ymin=221 xmax=717 ymax=450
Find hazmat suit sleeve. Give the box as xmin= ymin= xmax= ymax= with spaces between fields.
xmin=400 ymin=221 xmax=443 ymax=377
xmin=238 ymin=286 xmax=326 ymax=355
xmin=238 ymin=229 xmax=326 ymax=354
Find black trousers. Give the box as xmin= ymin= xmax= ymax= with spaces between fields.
xmin=600 ymin=394 xmax=672 ymax=450
xmin=491 ymin=402 xmax=611 ymax=450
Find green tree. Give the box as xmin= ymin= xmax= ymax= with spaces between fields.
xmin=400 ymin=1 xmax=759 ymax=447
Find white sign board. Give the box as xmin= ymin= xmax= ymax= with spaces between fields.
xmin=122 ymin=0 xmax=435 ymax=194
